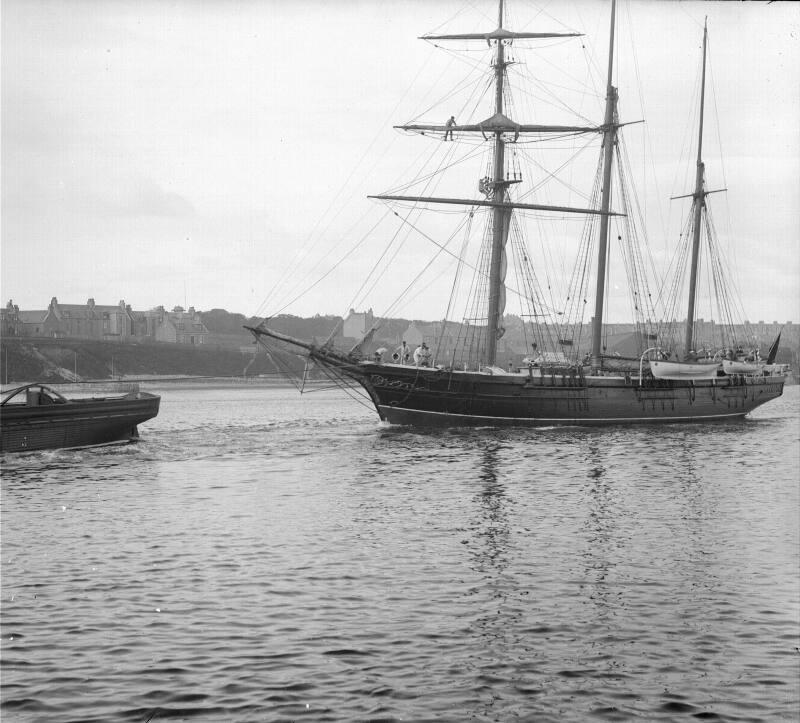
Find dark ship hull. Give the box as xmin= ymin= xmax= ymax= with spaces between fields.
xmin=246 ymin=326 xmax=785 ymax=427
xmin=1 ymin=384 xmax=161 ymax=453
xmin=339 ymin=362 xmax=785 ymax=426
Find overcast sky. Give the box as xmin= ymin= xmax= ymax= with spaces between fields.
xmin=2 ymin=0 xmax=798 ymax=324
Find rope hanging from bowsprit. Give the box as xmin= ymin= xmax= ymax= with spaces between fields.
xmin=254 ymin=337 xmax=304 ymax=391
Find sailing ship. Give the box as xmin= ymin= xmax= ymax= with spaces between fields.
xmin=248 ymin=0 xmax=787 ymax=426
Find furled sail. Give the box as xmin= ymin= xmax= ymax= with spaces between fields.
xmin=766 ymin=331 xmax=782 ymax=364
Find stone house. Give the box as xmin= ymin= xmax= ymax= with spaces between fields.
xmin=18 ymin=310 xmax=49 ymax=336
xmin=3 ymin=301 xmax=48 ymax=337
xmin=1 ymin=300 xmax=22 ymax=337
xmin=146 ymin=306 xmax=209 ymax=345
xmin=41 ymin=297 xmax=136 ymax=340
xmin=342 ymin=308 xmax=375 ymax=343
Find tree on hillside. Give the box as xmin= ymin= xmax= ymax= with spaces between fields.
xmin=270 ymin=314 xmax=343 ymax=341
xmin=200 ymin=308 xmax=249 ymax=334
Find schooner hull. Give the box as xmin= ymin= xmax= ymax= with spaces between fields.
xmin=346 ymin=364 xmax=785 ymax=427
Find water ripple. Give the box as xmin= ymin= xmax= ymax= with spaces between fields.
xmin=2 ymin=383 xmax=798 ymax=721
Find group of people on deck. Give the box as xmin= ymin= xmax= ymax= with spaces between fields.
xmin=383 ymin=340 xmax=431 ymax=367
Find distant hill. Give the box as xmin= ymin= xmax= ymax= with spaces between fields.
xmin=200 ymin=309 xmax=345 ymax=346
xmin=201 ymin=308 xmax=258 ymax=335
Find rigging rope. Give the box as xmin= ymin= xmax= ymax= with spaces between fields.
xmin=436 ymin=210 xmax=476 ymax=363
xmin=254 ymin=38 xmax=441 ymax=319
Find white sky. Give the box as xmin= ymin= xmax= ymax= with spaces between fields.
xmin=2 ymin=0 xmax=798 ymax=324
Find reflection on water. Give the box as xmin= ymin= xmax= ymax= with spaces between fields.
xmin=2 ymin=383 xmax=798 ymax=722
xmin=474 ymin=443 xmax=511 ymax=573
xmin=582 ymin=438 xmax=616 ymax=620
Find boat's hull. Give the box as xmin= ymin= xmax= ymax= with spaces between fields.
xmin=1 ymin=393 xmax=161 ymax=453
xmin=347 ymin=364 xmax=784 ymax=426
xmin=722 ymin=359 xmax=763 ymax=374
xmin=650 ymin=360 xmax=720 ymax=380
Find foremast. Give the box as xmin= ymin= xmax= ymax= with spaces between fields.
xmin=590 ymin=0 xmax=618 ymax=371
xmin=370 ymin=0 xmax=628 ymax=368
xmin=683 ymin=20 xmax=709 ymax=359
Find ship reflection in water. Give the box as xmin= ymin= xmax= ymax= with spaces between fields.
xmin=2 ymin=383 xmax=798 ymax=722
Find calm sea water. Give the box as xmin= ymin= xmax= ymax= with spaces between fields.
xmin=2 ymin=381 xmax=799 ymax=722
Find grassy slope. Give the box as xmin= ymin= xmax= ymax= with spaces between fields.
xmin=0 ymin=337 xmax=282 ymax=384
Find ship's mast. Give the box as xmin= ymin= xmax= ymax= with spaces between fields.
xmin=370 ymin=2 xmax=620 ymax=369
xmin=590 ymin=0 xmax=618 ymax=370
xmin=486 ymin=0 xmax=511 ymax=365
xmin=684 ymin=21 xmax=708 ymax=359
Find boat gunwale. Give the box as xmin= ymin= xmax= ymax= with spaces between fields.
xmin=352 ymin=361 xmax=786 ymax=387
xmin=1 ymin=382 xmax=159 ymax=406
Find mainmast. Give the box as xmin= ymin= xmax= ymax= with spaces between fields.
xmin=683 ymin=20 xmax=708 ymax=359
xmin=369 ymin=0 xmax=623 ymax=368
xmin=486 ymin=0 xmax=511 ymax=365
xmin=590 ymin=0 xmax=618 ymax=370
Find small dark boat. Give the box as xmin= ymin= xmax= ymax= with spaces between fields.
xmin=1 ymin=383 xmax=160 ymax=453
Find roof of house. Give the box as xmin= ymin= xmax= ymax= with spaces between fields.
xmin=158 ymin=311 xmax=209 ymax=331
xmin=52 ymin=303 xmax=129 ymax=319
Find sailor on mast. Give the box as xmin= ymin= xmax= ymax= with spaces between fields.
xmin=444 ymin=116 xmax=456 ymax=141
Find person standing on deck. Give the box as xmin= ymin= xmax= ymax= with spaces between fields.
xmin=393 ymin=340 xmax=410 ymax=365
